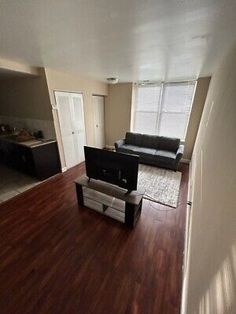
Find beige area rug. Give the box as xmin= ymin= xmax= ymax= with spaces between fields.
xmin=138 ymin=164 xmax=182 ymax=208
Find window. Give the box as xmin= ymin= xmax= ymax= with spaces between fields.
xmin=132 ymin=82 xmax=196 ymax=140
xmin=134 ymin=86 xmax=161 ymax=135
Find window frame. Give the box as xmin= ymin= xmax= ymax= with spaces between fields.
xmin=132 ymin=80 xmax=196 ymax=141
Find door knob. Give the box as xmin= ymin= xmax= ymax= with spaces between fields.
xmin=72 ymin=131 xmax=75 ymax=134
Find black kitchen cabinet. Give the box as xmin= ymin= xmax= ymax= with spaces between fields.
xmin=0 ymin=139 xmax=61 ymax=180
xmin=30 ymin=143 xmax=62 ymax=180
xmin=17 ymin=145 xmax=37 ymax=176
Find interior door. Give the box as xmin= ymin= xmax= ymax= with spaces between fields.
xmin=71 ymin=93 xmax=86 ymax=163
xmin=55 ymin=91 xmax=86 ymax=169
xmin=55 ymin=92 xmax=77 ymax=169
xmin=93 ymin=95 xmax=105 ymax=149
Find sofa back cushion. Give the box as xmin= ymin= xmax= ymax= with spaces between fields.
xmin=125 ymin=132 xmax=143 ymax=146
xmin=125 ymin=132 xmax=180 ymax=152
xmin=159 ymin=136 xmax=180 ymax=152
xmin=141 ymin=134 xmax=159 ymax=149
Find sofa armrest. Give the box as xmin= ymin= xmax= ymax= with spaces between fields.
xmin=114 ymin=139 xmax=125 ymax=151
xmin=176 ymin=145 xmax=184 ymax=162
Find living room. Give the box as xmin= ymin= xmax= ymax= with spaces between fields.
xmin=0 ymin=1 xmax=235 ymax=314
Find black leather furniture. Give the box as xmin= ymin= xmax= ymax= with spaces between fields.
xmin=115 ymin=132 xmax=184 ymax=171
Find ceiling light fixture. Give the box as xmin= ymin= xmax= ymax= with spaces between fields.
xmin=106 ymin=77 xmax=119 ymax=84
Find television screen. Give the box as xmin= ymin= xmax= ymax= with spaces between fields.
xmin=84 ymin=146 xmax=139 ymax=192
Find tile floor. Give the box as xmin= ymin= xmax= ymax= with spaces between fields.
xmin=0 ymin=164 xmax=40 ymax=203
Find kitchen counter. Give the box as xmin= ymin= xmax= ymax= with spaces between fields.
xmin=16 ymin=139 xmax=56 ymax=148
xmin=0 ymin=134 xmax=56 ymax=148
xmin=0 ymin=135 xmax=61 ymax=180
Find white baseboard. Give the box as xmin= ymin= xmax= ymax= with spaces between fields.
xmin=61 ymin=167 xmax=67 ymax=172
xmin=105 ymin=145 xmax=115 ymax=150
xmin=181 ymin=158 xmax=190 ymax=164
xmin=180 ymin=163 xmax=192 ymax=314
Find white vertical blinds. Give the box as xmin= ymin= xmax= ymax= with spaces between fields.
xmin=134 ymin=86 xmax=161 ymax=135
xmin=133 ymin=82 xmax=195 ymax=140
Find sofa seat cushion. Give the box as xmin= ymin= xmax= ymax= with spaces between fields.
xmin=118 ymin=144 xmax=139 ymax=154
xmin=132 ymin=147 xmax=156 ymax=158
xmin=155 ymin=150 xmax=176 ymax=164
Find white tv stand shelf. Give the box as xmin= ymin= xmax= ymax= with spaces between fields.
xmin=74 ymin=175 xmax=144 ymax=228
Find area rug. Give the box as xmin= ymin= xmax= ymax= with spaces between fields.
xmin=138 ymin=164 xmax=182 ymax=208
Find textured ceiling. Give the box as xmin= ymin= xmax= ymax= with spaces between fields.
xmin=0 ymin=0 xmax=236 ymax=82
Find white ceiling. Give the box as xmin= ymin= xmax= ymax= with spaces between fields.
xmin=0 ymin=0 xmax=236 ymax=82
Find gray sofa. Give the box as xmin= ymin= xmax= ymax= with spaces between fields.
xmin=115 ymin=132 xmax=184 ymax=171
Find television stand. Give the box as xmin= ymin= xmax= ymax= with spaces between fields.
xmin=74 ymin=176 xmax=144 ymax=228
xmin=124 ymin=190 xmax=132 ymax=195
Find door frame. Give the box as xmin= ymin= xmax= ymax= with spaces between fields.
xmin=53 ymin=90 xmax=87 ymax=171
xmin=92 ymin=94 xmax=105 ymax=149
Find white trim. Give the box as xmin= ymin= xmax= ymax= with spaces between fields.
xmin=181 ymin=158 xmax=190 ymax=164
xmin=180 ymin=161 xmax=193 ymax=314
xmin=130 ymin=83 xmax=136 ymax=132
xmin=53 ymin=89 xmax=83 ymax=96
xmin=92 ymin=95 xmax=105 ymax=149
xmin=61 ymin=167 xmax=67 ymax=172
xmin=54 ymin=91 xmax=87 ymax=169
xmin=51 ymin=107 xmax=67 ymax=169
xmin=105 ymin=145 xmax=115 ymax=150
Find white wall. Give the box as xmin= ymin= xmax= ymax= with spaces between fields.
xmin=182 ymin=45 xmax=236 ymax=314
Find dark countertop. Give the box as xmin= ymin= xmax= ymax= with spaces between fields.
xmin=0 ymin=134 xmax=57 ymax=148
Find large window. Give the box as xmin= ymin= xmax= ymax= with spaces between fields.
xmin=132 ymin=82 xmax=196 ymax=140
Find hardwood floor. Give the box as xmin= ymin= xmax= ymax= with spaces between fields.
xmin=0 ymin=163 xmax=189 ymax=314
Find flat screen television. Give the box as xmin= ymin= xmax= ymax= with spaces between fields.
xmin=84 ymin=146 xmax=139 ymax=192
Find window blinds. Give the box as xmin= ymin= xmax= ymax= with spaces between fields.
xmin=133 ymin=82 xmax=195 ymax=140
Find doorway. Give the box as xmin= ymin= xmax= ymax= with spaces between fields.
xmin=54 ymin=91 xmax=86 ymax=169
xmin=93 ymin=95 xmax=105 ymax=149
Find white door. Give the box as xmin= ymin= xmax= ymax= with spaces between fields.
xmin=93 ymin=95 xmax=105 ymax=148
xmin=55 ymin=91 xmax=86 ymax=169
xmin=71 ymin=93 xmax=86 ymax=162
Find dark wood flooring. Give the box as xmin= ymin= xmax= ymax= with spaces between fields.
xmin=0 ymin=163 xmax=188 ymax=314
